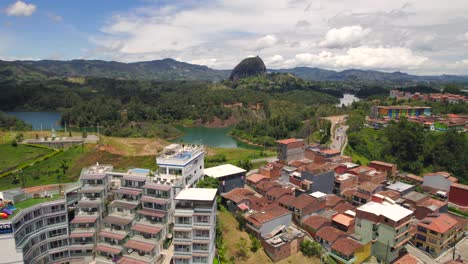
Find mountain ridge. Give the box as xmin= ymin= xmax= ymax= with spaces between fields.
xmin=1 ymin=58 xmax=468 ymax=84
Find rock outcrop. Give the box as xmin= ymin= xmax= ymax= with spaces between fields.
xmin=229 ymin=56 xmax=266 ymax=82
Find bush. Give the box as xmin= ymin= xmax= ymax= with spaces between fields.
xmin=11 ymin=139 xmax=18 ymax=147
xmin=300 ymin=240 xmax=322 ymax=257
xmin=250 ymin=234 xmax=261 ymax=252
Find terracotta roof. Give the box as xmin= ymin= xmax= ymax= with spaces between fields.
xmin=353 ymin=191 xmax=371 ymax=200
xmin=124 ymin=239 xmax=155 ymax=252
xmin=245 ymin=206 xmax=291 ymax=226
xmin=278 ymin=194 xmax=295 ymax=205
xmin=320 ymin=148 xmax=341 ymax=155
xmin=109 ymin=200 xmax=138 ymax=210
xmin=277 ymin=138 xmax=300 ymax=144
xmin=75 ymin=200 xmax=101 ymax=208
xmin=247 ymin=173 xmax=268 ymax=183
xmin=122 ymin=175 xmax=147 ymax=182
xmin=70 ymin=216 xmax=97 ymax=224
xmin=417 ymin=197 xmax=447 ymax=211
xmin=221 ymin=188 xmax=256 ymax=204
xmin=303 ymin=215 xmax=330 ymax=230
xmin=115 ymin=187 xmax=142 ymax=196
xmin=331 ymin=237 xmax=363 ymax=256
xmin=451 ymin=183 xmax=468 ymax=190
xmin=358 ymin=182 xmax=381 ymax=193
xmin=369 ymin=160 xmax=396 ymax=167
xmin=79 ymin=186 xmax=105 ymax=193
xmin=348 ymin=166 xmax=374 ymax=175
xmin=326 ymin=194 xmax=342 ymax=207
xmin=99 ymin=231 xmax=127 ymax=240
xmin=141 ymin=196 xmax=169 ymax=204
xmin=137 ymin=208 xmax=166 ymax=218
xmin=266 ymin=186 xmax=294 ymax=200
xmin=341 ymin=188 xmax=356 ymax=198
xmin=418 ymin=214 xmax=458 ymax=234
xmin=289 ymin=160 xmax=305 ymax=168
xmin=332 ymin=213 xmax=354 ymax=227
xmin=406 ymin=174 xmax=423 ymax=182
xmin=377 ymin=190 xmax=400 ymax=200
xmin=132 ymin=223 xmax=161 ymax=235
xmin=394 ymin=253 xmax=423 ymax=264
xmin=96 ymin=244 xmax=122 ymax=255
xmin=333 ymin=202 xmax=356 ymax=213
xmin=69 ymin=231 xmax=94 ymax=238
xmin=103 ymin=215 xmax=133 ymax=226
xmin=142 ymin=182 xmax=172 ymax=191
xmin=287 ymin=193 xmax=319 ymax=210
xmin=255 ymin=181 xmax=281 ymax=192
xmin=316 ymin=226 xmax=346 ymax=243
xmin=118 ymin=256 xmax=151 ymax=264
xmin=250 ymin=197 xmax=280 ymax=212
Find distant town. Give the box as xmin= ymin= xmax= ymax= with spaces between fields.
xmin=0 ymin=137 xmax=466 ymax=264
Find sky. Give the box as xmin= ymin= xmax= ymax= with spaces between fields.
xmin=1 ymin=0 xmax=468 ymax=75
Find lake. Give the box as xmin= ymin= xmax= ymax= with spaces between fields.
xmin=173 ymin=125 xmax=260 ymax=149
xmin=337 ymin=93 xmax=360 ymax=107
xmin=5 ymin=112 xmax=62 ymax=130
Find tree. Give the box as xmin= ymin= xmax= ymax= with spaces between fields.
xmin=250 ymin=234 xmax=261 ymax=252
xmin=15 ymin=133 xmax=24 ymax=142
xmin=236 ymin=237 xmax=249 ymax=259
xmin=236 ymin=159 xmax=252 ymax=171
xmin=300 ymin=240 xmax=322 ymax=257
xmin=196 ymin=177 xmax=219 ymax=189
xmin=11 ymin=139 xmax=18 ymax=147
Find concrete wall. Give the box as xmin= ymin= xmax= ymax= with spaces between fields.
xmin=301 ymin=170 xmax=335 ymax=194
xmin=218 ymin=172 xmax=245 ymax=193
xmin=260 ymin=213 xmax=292 ymax=237
xmin=0 ymin=234 xmax=23 ymax=264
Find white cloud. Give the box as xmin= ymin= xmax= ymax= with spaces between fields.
xmin=254 ymin=35 xmax=278 ymax=50
xmin=293 ymin=46 xmax=428 ymax=70
xmin=319 ymin=25 xmax=371 ymax=48
xmin=5 ymin=1 xmax=36 ymax=16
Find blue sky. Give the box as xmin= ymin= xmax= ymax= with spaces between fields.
xmin=1 ymin=0 xmax=468 ymax=74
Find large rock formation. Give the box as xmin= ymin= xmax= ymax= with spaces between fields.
xmin=229 ymin=56 xmax=266 ymax=82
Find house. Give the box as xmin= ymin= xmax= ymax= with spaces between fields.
xmin=276 ymin=138 xmax=305 ymax=163
xmin=302 ymin=215 xmax=331 ymax=238
xmin=299 ymin=163 xmax=336 ymax=194
xmin=386 ymin=182 xmax=415 ymax=196
xmin=255 ymin=181 xmax=281 ymax=196
xmin=333 ymin=202 xmax=356 ymax=213
xmin=329 ymin=237 xmax=371 ymax=264
xmin=413 ymin=214 xmax=459 ymax=257
xmin=279 ymin=192 xmax=327 ymax=222
xmin=335 ymin=162 xmax=359 ymax=175
xmin=402 ymin=174 xmax=423 ymax=185
xmin=246 ymin=173 xmax=268 ymax=186
xmin=315 ymin=226 xmax=347 ymax=251
xmin=244 ymin=206 xmax=292 ymax=238
xmin=221 ymin=188 xmax=257 ymax=212
xmin=262 ymin=226 xmax=305 ymax=262
xmin=376 ymin=189 xmax=401 ymax=201
xmin=354 ymin=194 xmax=414 ymax=263
xmin=414 ymin=197 xmax=448 ymax=220
xmin=348 ymin=166 xmax=387 ymax=184
xmin=343 ymin=182 xmax=383 ymax=206
xmin=393 ymin=253 xmax=424 ymax=264
xmin=259 ymin=162 xmax=284 ymax=181
xmin=204 ymin=164 xmax=246 ymax=193
xmin=265 ymin=186 xmax=295 ymax=201
xmin=333 ymin=173 xmax=358 ymax=196
xmin=422 ymin=171 xmax=458 ymax=193
xmin=369 ymin=161 xmax=397 ymax=179
xmin=400 ymin=191 xmax=429 ymax=209
xmin=448 ymin=183 xmax=468 ymax=211
xmin=305 ymin=146 xmax=342 ymax=164
xmin=332 ymin=212 xmax=355 ymax=234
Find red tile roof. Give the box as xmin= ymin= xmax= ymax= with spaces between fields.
xmin=406 ymin=174 xmax=423 ymax=183
xmin=118 ymin=256 xmax=151 ymax=264
xmin=316 ymin=226 xmax=346 ymax=243
xmin=451 ymin=183 xmax=468 ymax=190
xmin=394 ymin=253 xmax=422 ymax=264
xmin=348 ymin=166 xmax=374 ymax=175
xmin=115 ymin=187 xmax=142 ymax=196
xmin=266 ymin=186 xmax=294 ymax=200
xmin=99 ymin=231 xmax=127 ymax=240
xmin=97 ymin=244 xmax=123 ymax=255
xmin=103 ymin=215 xmax=133 ymax=226
xmin=289 ymin=160 xmax=305 ymax=168
xmin=137 ymin=208 xmax=166 ymax=218
xmin=332 ymin=213 xmax=354 ymax=227
xmin=245 ymin=206 xmax=291 ymax=226
xmin=255 ymin=181 xmax=281 ymax=193
xmin=131 ymin=223 xmax=161 ymax=235
xmin=69 ymin=231 xmax=94 ymax=238
xmin=331 ymin=237 xmax=363 ymax=256
xmin=418 ymin=214 xmax=458 ymax=234
xmin=333 ymin=202 xmax=356 ymax=213
xmin=140 ymin=196 xmax=169 ymax=204
xmin=247 ymin=173 xmax=268 ymax=183
xmin=358 ymin=182 xmax=381 ymax=193
xmin=326 ymin=194 xmax=342 ymax=207
xmin=277 ymin=138 xmax=299 ymax=144
xmin=377 ymin=190 xmax=401 ymax=200
xmin=303 ymin=215 xmax=330 ymax=230
xmin=278 ymin=194 xmax=295 ymax=205
xmin=221 ymin=188 xmax=256 ymax=203
xmin=142 ymin=182 xmax=172 ymax=191
xmin=124 ymin=239 xmax=155 ymax=252
xmin=369 ymin=160 xmax=396 ymax=167
xmin=70 ymin=216 xmax=97 ymax=224
xmin=320 ymin=148 xmax=341 ymax=155
xmin=417 ymin=197 xmax=447 ymax=210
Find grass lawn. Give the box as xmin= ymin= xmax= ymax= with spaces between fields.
xmin=218 ymin=210 xmax=319 ymax=264
xmin=206 ymin=147 xmax=275 ymax=168
xmin=0 ymin=144 xmax=52 ymax=172
xmin=2 ymin=194 xmax=62 ymax=220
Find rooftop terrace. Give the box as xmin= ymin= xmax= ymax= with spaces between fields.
xmin=1 ymin=194 xmax=63 ymax=222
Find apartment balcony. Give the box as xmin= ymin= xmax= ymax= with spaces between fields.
xmin=99 ymin=228 xmax=129 ymax=245
xmin=96 ymin=243 xmax=124 ymax=264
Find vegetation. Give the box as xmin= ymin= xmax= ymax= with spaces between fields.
xmin=196 ymin=177 xmax=219 ymax=189
xmin=0 ymin=112 xmax=32 ymax=131
xmin=300 ymin=240 xmax=322 ymax=257
xmin=249 ymin=235 xmax=261 ymax=252
xmin=348 ymin=118 xmax=468 ymax=181
xmin=0 ymin=144 xmax=53 ymax=174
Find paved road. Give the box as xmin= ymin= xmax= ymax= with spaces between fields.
xmin=330 ymin=125 xmax=348 ymax=154
xmin=406 ymin=237 xmax=468 ymax=264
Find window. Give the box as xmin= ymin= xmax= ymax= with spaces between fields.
xmin=193 ymin=256 xmax=208 ymax=263
xmin=194 ymin=229 xmax=209 ymax=238
xmin=49 ymin=228 xmax=66 ymax=238
xmin=176 ymin=217 xmax=191 ymax=225
xmin=49 ymin=240 xmax=64 ymax=249
xmin=174 ymin=231 xmax=191 ymax=239
xmin=174 ymin=244 xmax=190 ymax=252
xmin=174 ymin=258 xmax=189 ymax=264
xmin=35 ymin=221 xmax=43 ymax=229
xmin=195 ymin=215 xmax=209 ymax=224
xmin=193 ymin=243 xmax=208 ymax=251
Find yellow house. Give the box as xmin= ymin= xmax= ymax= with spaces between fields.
xmin=329 ymin=237 xmax=371 ymax=264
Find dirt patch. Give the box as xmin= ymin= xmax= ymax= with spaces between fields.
xmin=100 ymin=137 xmax=168 ymax=156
